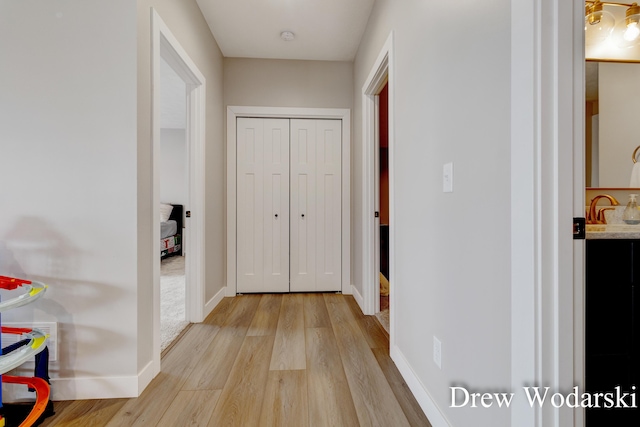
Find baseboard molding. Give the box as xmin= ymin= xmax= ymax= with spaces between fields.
xmin=391 ymin=344 xmax=451 ymax=427
xmin=351 ymin=284 xmax=364 ymax=311
xmin=138 ymin=359 xmax=155 ymax=395
xmin=204 ymin=286 xmax=226 ymax=319
xmin=27 ymin=375 xmax=139 ymax=401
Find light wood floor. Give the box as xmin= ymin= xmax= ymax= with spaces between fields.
xmin=40 ymin=294 xmax=431 ymax=426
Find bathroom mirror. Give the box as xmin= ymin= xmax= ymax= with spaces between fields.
xmin=585 ymin=2 xmax=640 ymax=188
xmin=585 ymin=60 xmax=640 ymax=187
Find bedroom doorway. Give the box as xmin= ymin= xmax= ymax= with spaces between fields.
xmin=159 ymin=57 xmax=189 ymax=352
xmin=151 ymin=9 xmax=206 ymax=370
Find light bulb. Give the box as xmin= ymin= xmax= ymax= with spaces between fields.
xmin=585 ymin=9 xmax=615 ymax=46
xmin=614 ymin=3 xmax=640 ymax=48
xmin=624 ymin=22 xmax=640 ymax=41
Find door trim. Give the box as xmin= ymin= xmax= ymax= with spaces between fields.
xmin=226 ymin=106 xmax=351 ymax=296
xmin=362 ymin=32 xmax=394 ymax=319
xmin=509 ymin=1 xmax=580 ymax=426
xmin=151 ymin=9 xmax=206 ymax=374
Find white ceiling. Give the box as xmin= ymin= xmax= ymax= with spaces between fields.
xmin=161 ymin=0 xmax=376 ymax=128
xmin=195 ymin=0 xmax=376 ymax=61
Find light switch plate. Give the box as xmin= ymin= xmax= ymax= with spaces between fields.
xmin=443 ymin=162 xmax=453 ymax=193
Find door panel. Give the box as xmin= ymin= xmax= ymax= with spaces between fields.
xmin=290 ymin=119 xmax=341 ymax=292
xmin=263 ymin=120 xmax=290 ymax=292
xmin=315 ymin=121 xmax=342 ymax=291
xmin=290 ymin=120 xmax=317 ymax=291
xmin=237 ymin=118 xmax=290 ymax=293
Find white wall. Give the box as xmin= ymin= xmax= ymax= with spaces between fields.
xmin=598 ymin=62 xmax=640 ymax=187
xmin=0 ymin=0 xmax=224 ymax=400
xmin=224 ymin=58 xmax=353 ymax=109
xmin=159 ymin=129 xmax=188 ymax=208
xmin=0 ymin=0 xmax=138 ymax=399
xmin=354 ymin=1 xmax=511 ymax=426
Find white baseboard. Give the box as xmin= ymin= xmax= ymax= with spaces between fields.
xmin=391 ymin=344 xmax=451 ymax=427
xmin=137 ymin=359 xmax=155 ymax=395
xmin=351 ymin=284 xmax=365 ymax=311
xmin=22 ymin=375 xmax=139 ymax=401
xmin=204 ymin=286 xmax=227 ymax=319
xmin=2 ymin=360 xmax=158 ymax=402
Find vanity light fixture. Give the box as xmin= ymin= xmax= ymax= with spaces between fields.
xmin=585 ymin=1 xmax=615 ymax=46
xmin=617 ymin=2 xmax=640 ymax=47
xmin=585 ymin=1 xmax=640 ymax=47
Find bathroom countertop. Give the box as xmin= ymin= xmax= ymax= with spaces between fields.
xmin=587 ymin=231 xmax=640 ymax=239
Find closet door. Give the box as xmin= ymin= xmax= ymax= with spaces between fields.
xmin=290 ymin=119 xmax=342 ymax=292
xmin=237 ymin=118 xmax=290 ymax=293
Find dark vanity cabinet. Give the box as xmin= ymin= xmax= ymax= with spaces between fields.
xmin=586 ymin=239 xmax=640 ymax=425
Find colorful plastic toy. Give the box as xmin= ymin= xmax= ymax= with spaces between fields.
xmin=0 ymin=276 xmax=51 ymax=427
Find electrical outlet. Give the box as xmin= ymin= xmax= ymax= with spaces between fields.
xmin=433 ymin=336 xmax=442 ymax=369
xmin=443 ymin=162 xmax=453 ymax=193
xmin=3 ymin=322 xmax=58 ymax=362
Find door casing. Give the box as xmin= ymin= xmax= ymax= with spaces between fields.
xmin=151 ymin=9 xmax=206 ymax=376
xmin=226 ymin=106 xmax=351 ymax=296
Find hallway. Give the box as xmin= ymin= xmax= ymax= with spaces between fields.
xmin=41 ymin=294 xmax=430 ymax=426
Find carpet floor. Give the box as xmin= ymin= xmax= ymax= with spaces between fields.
xmin=161 ymin=256 xmax=189 ymax=351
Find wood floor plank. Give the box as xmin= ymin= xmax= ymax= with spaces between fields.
xmin=163 ymin=322 xmax=222 ymax=372
xmin=181 ymin=327 xmax=246 ymax=390
xmin=222 ymin=294 xmax=262 ymax=328
xmin=259 ymin=370 xmax=308 ymax=427
xmin=270 ymin=294 xmax=306 ymax=370
xmin=345 ymin=296 xmax=389 ymax=351
xmin=247 ymin=293 xmax=283 ymax=336
xmin=156 ymin=390 xmax=221 ymax=427
xmin=303 ymin=293 xmax=331 ymax=328
xmin=39 ymin=400 xmax=73 ymax=426
xmin=325 ymin=294 xmax=411 ymax=427
xmin=306 ymin=327 xmax=360 ymax=427
xmin=105 ymin=372 xmax=185 ymax=427
xmin=203 ymin=296 xmax=237 ymax=326
xmin=372 ymin=348 xmax=432 ymax=427
xmin=39 ymin=399 xmax=126 ymax=427
xmin=207 ymin=336 xmax=275 ymax=427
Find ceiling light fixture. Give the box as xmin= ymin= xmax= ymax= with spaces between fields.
xmin=585 ymin=1 xmax=640 ymax=48
xmin=280 ymin=31 xmax=295 ymax=41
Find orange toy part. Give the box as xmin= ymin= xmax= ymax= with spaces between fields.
xmin=2 ymin=376 xmax=50 ymax=427
xmin=0 ymin=276 xmax=31 ymax=291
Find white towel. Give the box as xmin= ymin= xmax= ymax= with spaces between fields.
xmin=631 ymin=162 xmax=640 ymax=187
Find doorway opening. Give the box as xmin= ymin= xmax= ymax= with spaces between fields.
xmin=375 ymin=82 xmax=390 ymax=333
xmin=362 ymin=33 xmax=394 ymax=343
xmin=151 ymin=9 xmax=206 ymax=372
xmin=158 ymin=57 xmax=188 ymax=352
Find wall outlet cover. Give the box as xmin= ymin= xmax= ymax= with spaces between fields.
xmin=433 ymin=335 xmax=442 ymax=369
xmin=443 ymin=162 xmax=453 ymax=193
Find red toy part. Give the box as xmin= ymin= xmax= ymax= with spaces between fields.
xmin=1 ymin=327 xmax=33 ymax=335
xmin=0 ymin=276 xmax=31 ymax=291
xmin=2 ymin=376 xmax=50 ymax=427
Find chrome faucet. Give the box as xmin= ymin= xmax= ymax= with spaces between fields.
xmin=588 ymin=194 xmax=620 ymax=224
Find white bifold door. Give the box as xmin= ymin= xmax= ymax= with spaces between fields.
xmin=237 ymin=118 xmax=342 ymax=293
